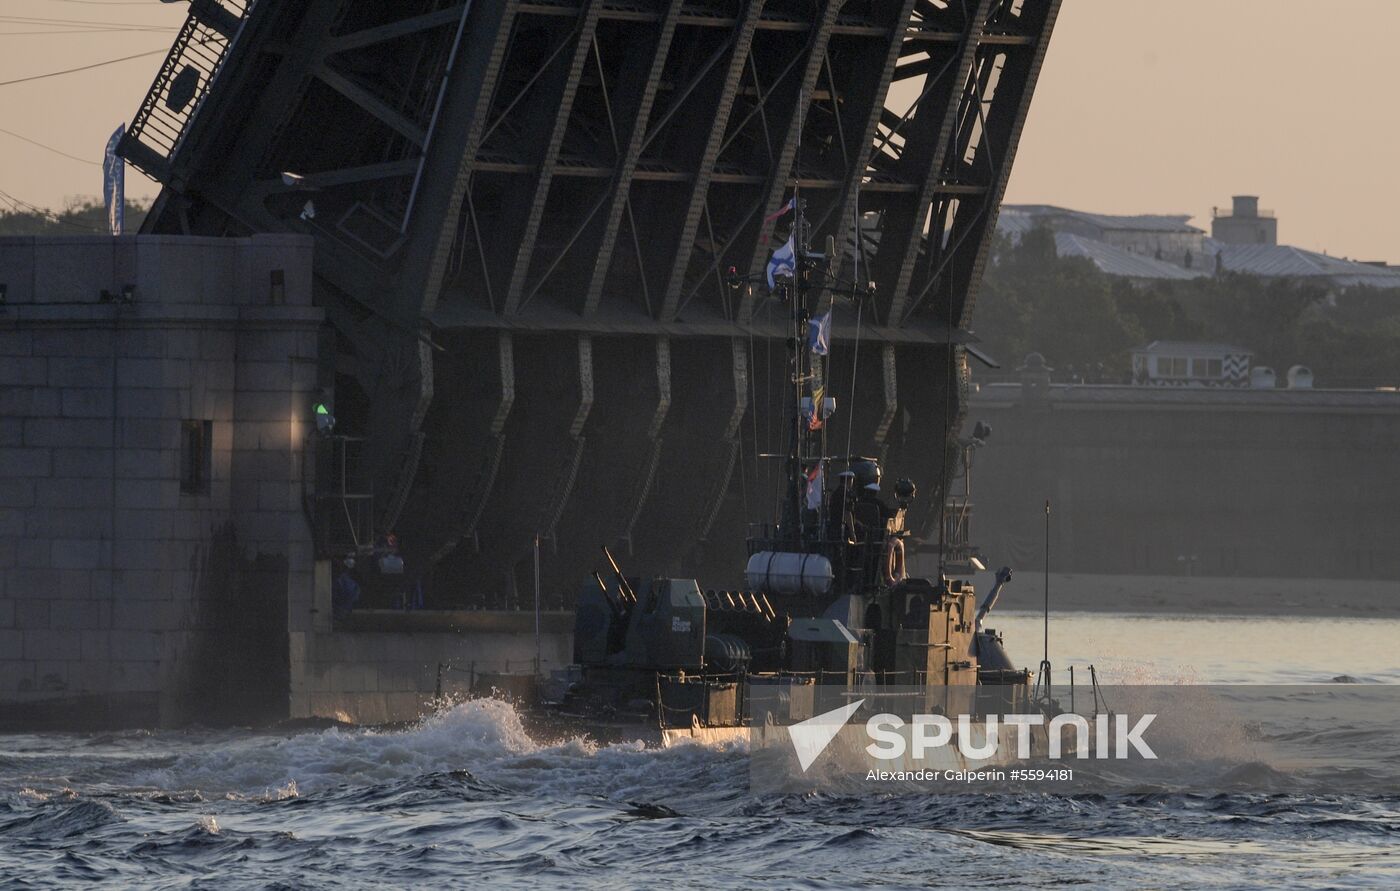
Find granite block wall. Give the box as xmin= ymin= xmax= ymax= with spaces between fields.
xmin=966 ymin=382 xmax=1400 ymax=580
xmin=0 ymin=234 xmax=321 ymax=727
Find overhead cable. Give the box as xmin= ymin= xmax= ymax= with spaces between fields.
xmin=0 ymin=47 xmax=168 ymax=87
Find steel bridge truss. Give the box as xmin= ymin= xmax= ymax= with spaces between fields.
xmin=123 ymin=0 xmax=1059 ymax=601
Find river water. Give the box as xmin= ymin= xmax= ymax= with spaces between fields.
xmin=3 ymin=613 xmax=1398 ymax=889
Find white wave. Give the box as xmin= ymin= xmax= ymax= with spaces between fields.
xmin=129 ymin=698 xmax=745 ymax=801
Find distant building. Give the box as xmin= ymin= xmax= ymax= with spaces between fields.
xmin=1213 ymin=243 xmax=1400 ymax=288
xmin=1211 ymin=195 xmax=1278 ymax=245
xmin=1001 ymin=204 xmax=1206 ymax=267
xmin=999 ymin=198 xmax=1400 ymax=288
xmin=1131 ymin=341 xmax=1252 ymax=388
xmin=1053 ymin=232 xmax=1207 ymax=282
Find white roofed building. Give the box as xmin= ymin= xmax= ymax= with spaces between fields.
xmin=1000 ymin=204 xmax=1208 ymax=270
xmin=998 ymin=199 xmax=1400 ymax=288
xmin=1131 ymin=341 xmax=1253 ymax=388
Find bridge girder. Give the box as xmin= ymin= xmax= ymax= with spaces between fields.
xmin=122 ymin=0 xmax=1060 ymax=600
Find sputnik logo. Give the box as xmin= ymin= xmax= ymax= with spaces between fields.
xmin=788 ymin=699 xmax=865 ymax=771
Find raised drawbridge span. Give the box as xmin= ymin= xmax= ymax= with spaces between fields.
xmin=121 ymin=0 xmax=1060 ymax=605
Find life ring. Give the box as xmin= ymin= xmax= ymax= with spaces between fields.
xmin=882 ymin=536 xmax=907 ymax=585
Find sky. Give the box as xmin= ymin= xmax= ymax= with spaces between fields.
xmin=1 ymin=0 xmax=1397 ymax=261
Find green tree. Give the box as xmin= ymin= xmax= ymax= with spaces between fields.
xmin=979 ymin=226 xmax=1142 ymax=375
xmin=1113 ymin=278 xmax=1203 ymax=343
xmin=975 ymin=224 xmax=1400 ymax=387
xmin=0 ymin=197 xmax=150 ymax=236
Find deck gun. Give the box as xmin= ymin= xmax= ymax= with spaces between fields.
xmin=972 ymin=566 xmax=1017 ymax=671
xmin=975 ymin=566 xmax=1014 ymax=631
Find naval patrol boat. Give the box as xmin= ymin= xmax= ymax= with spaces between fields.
xmin=539 ymin=198 xmax=1049 ymax=757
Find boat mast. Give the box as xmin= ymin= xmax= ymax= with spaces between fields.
xmin=782 ymin=82 xmax=810 ymax=545
xmin=781 ymin=197 xmax=822 ymax=547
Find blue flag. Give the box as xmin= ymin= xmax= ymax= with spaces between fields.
xmin=808 ymin=309 xmax=831 ymax=356
xmin=103 ymin=125 xmax=125 ymax=236
xmin=766 ymin=233 xmax=796 ymax=290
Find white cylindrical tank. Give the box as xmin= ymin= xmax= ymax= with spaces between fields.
xmin=745 ymin=551 xmax=834 ymax=597
xmin=1287 ymin=365 xmax=1314 ymax=389
xmin=1250 ymin=366 xmax=1276 ymax=389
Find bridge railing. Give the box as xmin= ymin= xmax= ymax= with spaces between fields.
xmin=119 ymin=0 xmax=259 ymax=181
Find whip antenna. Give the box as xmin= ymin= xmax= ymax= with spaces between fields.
xmin=1037 ymin=498 xmax=1052 ymax=701
xmin=844 ymin=179 xmax=864 ymax=462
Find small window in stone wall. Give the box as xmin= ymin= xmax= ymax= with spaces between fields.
xmin=270 ymin=268 xmax=285 ymax=304
xmin=180 ymin=420 xmax=213 ymax=495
